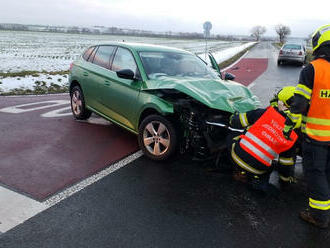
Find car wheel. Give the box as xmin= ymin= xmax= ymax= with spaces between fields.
xmin=277 ymin=60 xmax=281 ymax=66
xmin=70 ymin=86 xmax=91 ymax=120
xmin=138 ymin=114 xmax=177 ymax=161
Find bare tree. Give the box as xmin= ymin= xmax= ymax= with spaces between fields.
xmin=250 ymin=26 xmax=266 ymax=41
xmin=275 ymin=24 xmax=291 ymax=43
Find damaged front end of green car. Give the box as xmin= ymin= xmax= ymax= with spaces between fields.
xmin=142 ymin=76 xmax=260 ymax=160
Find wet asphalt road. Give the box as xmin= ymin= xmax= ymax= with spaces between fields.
xmin=246 ymin=42 xmax=303 ymax=106
xmin=1 ymin=42 xmax=330 ymax=248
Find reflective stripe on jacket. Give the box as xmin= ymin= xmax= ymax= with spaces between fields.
xmin=239 ymin=107 xmax=298 ymax=166
xmin=304 ymin=59 xmax=330 ymax=142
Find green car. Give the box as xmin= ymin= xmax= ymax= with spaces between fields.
xmin=69 ymin=42 xmax=259 ymax=161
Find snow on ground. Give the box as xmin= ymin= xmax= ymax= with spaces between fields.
xmin=199 ymin=42 xmax=256 ymax=65
xmin=210 ymin=42 xmax=256 ymax=63
xmin=0 ymin=74 xmax=68 ymax=92
xmin=0 ymin=30 xmax=254 ymax=92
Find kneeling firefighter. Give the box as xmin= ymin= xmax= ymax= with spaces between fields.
xmin=228 ymin=86 xmax=299 ymax=193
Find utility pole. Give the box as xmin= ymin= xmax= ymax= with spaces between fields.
xmin=203 ymin=21 xmax=212 ymax=61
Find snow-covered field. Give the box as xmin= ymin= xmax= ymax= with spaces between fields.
xmin=0 ymin=30 xmax=254 ymax=93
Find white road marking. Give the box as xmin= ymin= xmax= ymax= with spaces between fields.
xmin=0 ymin=186 xmax=48 ymax=233
xmin=78 ymin=117 xmax=112 ymax=126
xmin=0 ymin=100 xmax=70 ymax=114
xmin=0 ymin=93 xmax=69 ymax=98
xmin=247 ymin=82 xmax=256 ymax=89
xmin=44 ymin=151 xmax=142 ymax=207
xmin=0 ymin=151 xmax=142 ymax=233
xmin=41 ymin=106 xmax=72 ymax=117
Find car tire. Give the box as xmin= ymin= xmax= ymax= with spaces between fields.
xmin=138 ymin=114 xmax=178 ymax=161
xmin=277 ymin=60 xmax=281 ymax=66
xmin=70 ymin=86 xmax=91 ymax=120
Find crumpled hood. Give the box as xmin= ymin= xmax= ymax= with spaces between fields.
xmin=143 ymin=76 xmax=260 ymax=113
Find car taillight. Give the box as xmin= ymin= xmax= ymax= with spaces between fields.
xmin=69 ymin=62 xmax=73 ymax=71
xmin=279 ymin=50 xmax=283 ymax=55
xmin=298 ymin=51 xmax=302 ymax=55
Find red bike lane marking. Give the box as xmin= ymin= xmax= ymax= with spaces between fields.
xmin=224 ymin=58 xmax=268 ymax=86
xmin=0 ymin=97 xmax=138 ymax=201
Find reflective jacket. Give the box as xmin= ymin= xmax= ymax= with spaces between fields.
xmin=303 ymin=59 xmax=330 ymax=142
xmin=239 ymin=107 xmax=298 ymax=166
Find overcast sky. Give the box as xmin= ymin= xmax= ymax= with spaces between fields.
xmin=0 ymin=0 xmax=329 ymax=37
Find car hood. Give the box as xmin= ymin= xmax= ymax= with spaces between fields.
xmin=143 ymin=76 xmax=260 ymax=113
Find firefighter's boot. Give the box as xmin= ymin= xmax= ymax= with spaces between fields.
xmin=300 ymin=209 xmax=328 ymax=229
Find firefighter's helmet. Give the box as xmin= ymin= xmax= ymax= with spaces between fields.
xmin=277 ymin=86 xmax=295 ymax=108
xmin=312 ymin=24 xmax=330 ymax=52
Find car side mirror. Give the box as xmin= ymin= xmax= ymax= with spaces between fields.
xmin=224 ymin=72 xmax=235 ymax=81
xmin=116 ymin=69 xmax=135 ymax=80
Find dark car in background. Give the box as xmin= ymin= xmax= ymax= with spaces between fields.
xmin=277 ymin=43 xmax=306 ymax=66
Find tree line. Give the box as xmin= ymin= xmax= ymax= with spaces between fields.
xmin=0 ymin=22 xmax=299 ymax=43
xmin=250 ymin=24 xmax=295 ymax=43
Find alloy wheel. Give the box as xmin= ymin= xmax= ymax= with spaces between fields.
xmin=71 ymin=90 xmax=82 ymax=116
xmin=143 ymin=121 xmax=170 ymax=156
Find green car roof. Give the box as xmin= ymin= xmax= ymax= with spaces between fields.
xmin=97 ymin=42 xmax=190 ymax=54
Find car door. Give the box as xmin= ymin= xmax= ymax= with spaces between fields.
xmin=100 ymin=46 xmax=141 ymax=130
xmin=208 ymin=53 xmax=222 ymax=79
xmin=78 ymin=46 xmax=98 ymax=107
xmin=82 ymin=45 xmax=116 ymax=111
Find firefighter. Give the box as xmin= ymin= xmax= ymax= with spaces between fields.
xmin=229 ymin=86 xmax=299 ymax=194
xmin=270 ymin=86 xmax=303 ymax=184
xmin=283 ymin=24 xmax=330 ymax=228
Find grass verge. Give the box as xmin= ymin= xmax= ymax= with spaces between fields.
xmin=0 ymin=81 xmax=69 ymax=96
xmin=0 ymin=70 xmax=69 ymax=78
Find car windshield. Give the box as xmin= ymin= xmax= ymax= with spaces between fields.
xmin=139 ymin=51 xmax=219 ymax=80
xmin=283 ymin=44 xmax=301 ymax=50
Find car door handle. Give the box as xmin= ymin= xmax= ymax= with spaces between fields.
xmin=83 ymin=72 xmax=88 ymax=77
xmin=104 ymin=80 xmax=111 ymax=86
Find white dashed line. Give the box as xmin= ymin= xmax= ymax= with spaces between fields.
xmin=0 ymin=100 xmax=70 ymax=114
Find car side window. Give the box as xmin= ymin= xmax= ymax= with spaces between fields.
xmin=112 ymin=47 xmax=137 ymax=73
xmin=92 ymin=46 xmax=115 ymax=69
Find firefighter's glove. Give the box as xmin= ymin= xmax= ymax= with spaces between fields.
xmin=229 ymin=114 xmax=234 ymax=126
xmin=229 ymin=111 xmax=238 ymax=127
xmin=269 ymin=94 xmax=278 ymax=108
xmin=283 ymin=124 xmax=293 ymax=140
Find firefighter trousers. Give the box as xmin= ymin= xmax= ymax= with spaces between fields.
xmin=302 ymin=139 xmax=330 ymax=222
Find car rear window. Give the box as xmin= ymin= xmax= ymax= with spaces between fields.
xmin=82 ymin=46 xmax=95 ymax=61
xmin=283 ymin=44 xmax=301 ymax=50
xmin=92 ymin=46 xmax=115 ymax=69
